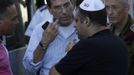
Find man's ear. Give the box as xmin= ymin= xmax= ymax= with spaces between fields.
xmin=83 ymin=16 xmax=90 ymax=25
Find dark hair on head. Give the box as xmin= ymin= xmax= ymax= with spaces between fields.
xmin=0 ymin=0 xmax=14 ymax=19
xmin=79 ymin=8 xmax=107 ymax=26
xmin=36 ymin=0 xmax=45 ymax=9
xmin=76 ymin=0 xmax=84 ymax=7
xmin=46 ymin=0 xmax=51 ymax=7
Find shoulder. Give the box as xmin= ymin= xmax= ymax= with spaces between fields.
xmin=39 ymin=5 xmax=47 ymax=12
xmin=73 ymin=38 xmax=97 ymax=50
xmin=32 ymin=21 xmax=46 ymax=34
xmin=32 ymin=19 xmax=53 ymax=35
xmin=123 ymin=16 xmax=134 ymax=45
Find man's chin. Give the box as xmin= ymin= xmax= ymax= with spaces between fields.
xmin=60 ymin=19 xmax=73 ymax=26
xmin=60 ymin=21 xmax=72 ymax=26
xmin=109 ymin=21 xmax=118 ymax=25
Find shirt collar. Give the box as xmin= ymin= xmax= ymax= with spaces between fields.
xmin=58 ymin=21 xmax=76 ymax=39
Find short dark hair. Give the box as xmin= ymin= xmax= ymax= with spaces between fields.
xmin=36 ymin=0 xmax=45 ymax=9
xmin=46 ymin=0 xmax=73 ymax=8
xmin=0 ymin=0 xmax=14 ymax=19
xmin=79 ymin=8 xmax=107 ymax=26
xmin=46 ymin=0 xmax=51 ymax=7
xmin=76 ymin=0 xmax=84 ymax=7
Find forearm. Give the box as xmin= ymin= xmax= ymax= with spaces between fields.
xmin=33 ymin=19 xmax=59 ymax=63
xmin=33 ymin=43 xmax=48 ymax=63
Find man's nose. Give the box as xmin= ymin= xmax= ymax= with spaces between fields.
xmin=61 ymin=6 xmax=67 ymax=13
xmin=107 ymin=7 xmax=113 ymax=15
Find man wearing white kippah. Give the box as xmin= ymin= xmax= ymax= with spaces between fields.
xmin=49 ymin=0 xmax=128 ymax=75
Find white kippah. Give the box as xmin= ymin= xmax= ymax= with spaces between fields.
xmin=80 ymin=0 xmax=105 ymax=11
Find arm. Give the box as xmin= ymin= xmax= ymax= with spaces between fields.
xmin=33 ymin=20 xmax=59 ymax=63
xmin=23 ymin=19 xmax=59 ymax=72
xmin=23 ymin=24 xmax=44 ymax=72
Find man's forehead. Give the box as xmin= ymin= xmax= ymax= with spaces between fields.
xmin=104 ymin=0 xmax=121 ymax=3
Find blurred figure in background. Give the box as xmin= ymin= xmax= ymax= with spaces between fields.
xmin=104 ymin=0 xmax=134 ymax=75
xmin=0 ymin=0 xmax=18 ymax=75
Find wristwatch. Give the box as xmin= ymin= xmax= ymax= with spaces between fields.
xmin=39 ymin=42 xmax=47 ymax=50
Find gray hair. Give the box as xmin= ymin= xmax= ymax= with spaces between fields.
xmin=103 ymin=0 xmax=128 ymax=4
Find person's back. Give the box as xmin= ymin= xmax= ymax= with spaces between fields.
xmin=53 ymin=30 xmax=128 ymax=75
xmin=76 ymin=30 xmax=128 ymax=75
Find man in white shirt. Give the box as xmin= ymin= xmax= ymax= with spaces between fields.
xmin=23 ymin=0 xmax=79 ymax=75
xmin=25 ymin=5 xmax=53 ymax=37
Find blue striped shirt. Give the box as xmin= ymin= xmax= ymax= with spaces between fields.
xmin=23 ymin=20 xmax=79 ymax=75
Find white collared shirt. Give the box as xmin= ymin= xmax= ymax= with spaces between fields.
xmin=25 ymin=5 xmax=53 ymax=37
xmin=23 ymin=19 xmax=79 ymax=75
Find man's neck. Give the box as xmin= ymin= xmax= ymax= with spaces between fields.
xmin=88 ymin=24 xmax=108 ymax=37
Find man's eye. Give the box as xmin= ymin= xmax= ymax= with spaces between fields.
xmin=113 ymin=6 xmax=118 ymax=9
xmin=54 ymin=6 xmax=61 ymax=9
xmin=106 ymin=5 xmax=110 ymax=9
xmin=64 ymin=3 xmax=70 ymax=7
xmin=112 ymin=5 xmax=120 ymax=10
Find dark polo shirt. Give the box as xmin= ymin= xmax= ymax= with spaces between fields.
xmin=55 ymin=29 xmax=128 ymax=75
